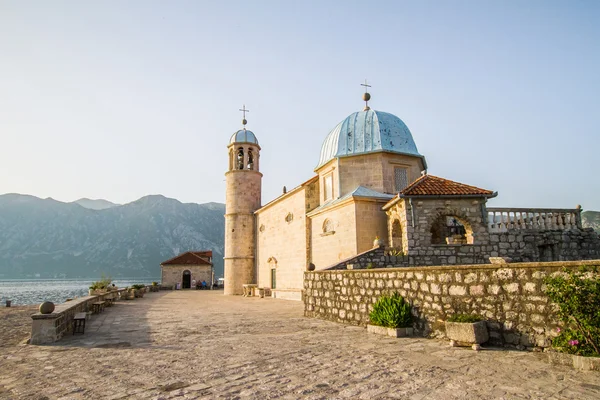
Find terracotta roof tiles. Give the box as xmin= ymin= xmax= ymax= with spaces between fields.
xmin=400 ymin=174 xmax=495 ymax=197
xmin=161 ymin=251 xmax=213 ymax=266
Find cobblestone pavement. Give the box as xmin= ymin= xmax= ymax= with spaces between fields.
xmin=1 ymin=291 xmax=599 ymax=399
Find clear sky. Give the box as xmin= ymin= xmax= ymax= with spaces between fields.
xmin=1 ymin=1 xmax=599 ymax=210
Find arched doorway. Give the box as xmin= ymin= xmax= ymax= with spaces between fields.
xmin=182 ymin=270 xmax=191 ymax=289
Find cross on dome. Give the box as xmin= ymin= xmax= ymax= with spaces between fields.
xmin=361 ymin=79 xmax=372 ymax=111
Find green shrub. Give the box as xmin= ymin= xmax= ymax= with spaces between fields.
xmin=388 ymin=249 xmax=404 ymax=257
xmin=131 ymin=284 xmax=146 ymax=290
xmin=545 ymin=267 xmax=600 ymax=357
xmin=447 ymin=314 xmax=483 ymax=323
xmin=369 ymin=293 xmax=412 ymax=328
xmin=89 ymin=274 xmax=112 ymax=290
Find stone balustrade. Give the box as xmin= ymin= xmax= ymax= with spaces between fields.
xmin=487 ymin=207 xmax=582 ymax=233
xmin=30 ymin=288 xmax=129 ymax=345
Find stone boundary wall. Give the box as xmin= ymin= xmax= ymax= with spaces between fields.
xmin=304 ymin=260 xmax=600 ymax=349
xmin=31 ymin=289 xmax=130 ymax=345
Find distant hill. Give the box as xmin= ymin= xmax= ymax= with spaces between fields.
xmin=0 ymin=194 xmax=225 ymax=279
xmin=582 ymin=211 xmax=600 ymax=233
xmin=73 ymin=198 xmax=120 ymax=210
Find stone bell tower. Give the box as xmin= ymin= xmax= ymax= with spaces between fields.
xmin=224 ymin=105 xmax=262 ymax=295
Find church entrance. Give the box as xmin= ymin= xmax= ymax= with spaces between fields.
xmin=182 ymin=270 xmax=191 ymax=289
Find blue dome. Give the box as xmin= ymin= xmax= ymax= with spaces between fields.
xmin=230 ymin=129 xmax=258 ymax=145
xmin=317 ymin=109 xmax=423 ymax=168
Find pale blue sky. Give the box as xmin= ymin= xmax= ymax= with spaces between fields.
xmin=1 ymin=1 xmax=599 ymax=210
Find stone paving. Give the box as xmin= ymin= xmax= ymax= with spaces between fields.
xmin=1 ymin=291 xmax=600 ymax=399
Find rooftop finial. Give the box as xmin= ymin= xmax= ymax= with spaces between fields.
xmin=239 ymin=104 xmax=250 ymax=129
xmin=361 ymin=79 xmax=371 ymax=111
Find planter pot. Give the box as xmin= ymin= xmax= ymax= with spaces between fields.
xmin=367 ymin=324 xmax=413 ymax=338
xmin=547 ymin=350 xmax=600 ymax=372
xmin=445 ymin=321 xmax=488 ymax=345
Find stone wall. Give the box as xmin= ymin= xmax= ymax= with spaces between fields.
xmin=309 ymin=200 xmax=358 ymax=270
xmin=354 ymin=199 xmax=389 ymax=255
xmin=338 ymin=152 xmax=424 ymax=198
xmin=256 ymin=187 xmax=308 ymax=295
xmin=303 ymin=260 xmax=600 ymax=349
xmin=385 ymin=197 xmax=600 ymax=265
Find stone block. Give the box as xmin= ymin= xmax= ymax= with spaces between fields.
xmin=445 ymin=321 xmax=489 ymax=345
xmin=469 ymin=285 xmax=484 ymax=296
xmin=503 ymin=282 xmax=520 ymax=294
xmin=449 ymin=285 xmax=467 ymax=296
xmin=524 ymin=282 xmax=537 ymax=293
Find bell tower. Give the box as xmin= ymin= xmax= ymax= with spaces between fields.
xmin=224 ymin=105 xmax=262 ymax=295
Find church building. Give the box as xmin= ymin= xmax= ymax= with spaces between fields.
xmin=223 ymin=90 xmax=599 ymax=299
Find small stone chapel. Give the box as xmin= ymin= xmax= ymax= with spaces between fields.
xmin=161 ymin=251 xmax=213 ymax=289
xmin=223 ymin=88 xmax=600 ymax=300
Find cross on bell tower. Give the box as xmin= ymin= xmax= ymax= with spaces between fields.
xmin=361 ymin=79 xmax=371 ymax=111
xmin=239 ymin=104 xmax=250 ymax=129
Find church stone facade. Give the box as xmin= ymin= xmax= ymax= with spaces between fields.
xmin=224 ymin=95 xmax=600 ymax=299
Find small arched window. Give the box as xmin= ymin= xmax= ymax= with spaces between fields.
xmin=247 ymin=149 xmax=254 ymax=170
xmin=237 ymin=147 xmax=244 ymax=170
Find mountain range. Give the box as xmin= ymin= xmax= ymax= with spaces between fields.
xmin=582 ymin=211 xmax=600 ymax=234
xmin=0 ymin=194 xmax=224 ymax=279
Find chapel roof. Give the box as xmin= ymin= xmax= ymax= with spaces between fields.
xmin=399 ymin=174 xmax=495 ymax=197
xmin=316 ymin=109 xmax=426 ymax=169
xmin=307 ymin=186 xmax=394 ymax=216
xmin=161 ymin=251 xmax=213 ymax=266
xmin=382 ymin=175 xmax=497 ymax=211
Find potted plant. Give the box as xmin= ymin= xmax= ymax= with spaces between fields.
xmin=132 ymin=284 xmax=145 ymax=298
xmin=367 ymin=293 xmax=413 ymax=337
xmin=445 ymin=314 xmax=488 ymax=350
xmin=121 ymin=287 xmax=133 ymax=300
xmin=89 ymin=274 xmax=112 ymax=295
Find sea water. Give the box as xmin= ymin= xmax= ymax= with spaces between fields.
xmin=0 ymin=278 xmax=159 ymax=306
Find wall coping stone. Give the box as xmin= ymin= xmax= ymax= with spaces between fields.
xmin=308 ymin=259 xmax=600 ymax=275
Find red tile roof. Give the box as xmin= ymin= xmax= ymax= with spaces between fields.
xmin=161 ymin=251 xmax=213 ymax=266
xmin=400 ymin=174 xmax=495 ymax=197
